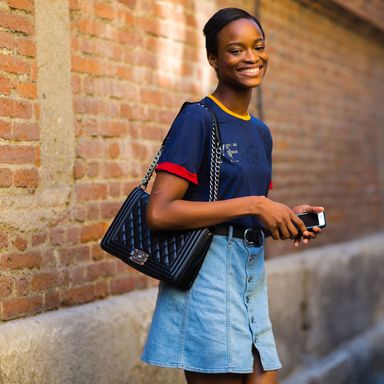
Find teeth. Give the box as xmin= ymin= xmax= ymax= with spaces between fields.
xmin=239 ymin=67 xmax=261 ymax=74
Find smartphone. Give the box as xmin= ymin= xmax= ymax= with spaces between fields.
xmin=296 ymin=211 xmax=326 ymax=231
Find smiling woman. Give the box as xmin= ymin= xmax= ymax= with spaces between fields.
xmin=140 ymin=7 xmax=324 ymax=384
xmin=208 ymin=18 xmax=268 ymax=93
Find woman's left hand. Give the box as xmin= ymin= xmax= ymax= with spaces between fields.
xmin=291 ymin=204 xmax=324 ymax=247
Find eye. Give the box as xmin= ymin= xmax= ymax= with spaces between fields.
xmin=255 ymin=45 xmax=265 ymax=51
xmin=230 ymin=49 xmax=243 ymax=55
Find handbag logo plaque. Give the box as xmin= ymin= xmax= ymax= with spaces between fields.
xmin=129 ymin=249 xmax=149 ymax=265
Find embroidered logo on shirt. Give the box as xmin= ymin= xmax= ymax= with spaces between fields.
xmin=222 ymin=143 xmax=260 ymax=164
xmin=223 ymin=143 xmax=239 ymax=163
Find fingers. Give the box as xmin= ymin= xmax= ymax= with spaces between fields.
xmin=305 ymin=206 xmax=324 ymax=214
xmin=276 ymin=212 xmax=301 ymax=240
xmin=292 ymin=204 xmax=324 ymax=214
xmin=273 ymin=214 xmax=302 ymax=241
xmin=291 ymin=215 xmax=307 ymax=235
xmin=271 ymin=221 xmax=296 ymax=241
xmin=262 ymin=200 xmax=324 ymax=243
xmin=270 ymin=228 xmax=280 ymax=240
xmin=277 ymin=223 xmax=291 ymax=240
xmin=286 ymin=217 xmax=299 ymax=239
xmin=294 ymin=235 xmax=309 ymax=247
xmin=303 ymin=230 xmax=316 ymax=238
xmin=294 ymin=226 xmax=322 ymax=247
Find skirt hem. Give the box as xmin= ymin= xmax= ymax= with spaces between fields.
xmin=141 ymin=356 xmax=282 ymax=373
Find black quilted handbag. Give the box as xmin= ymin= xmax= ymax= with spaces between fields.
xmin=101 ymin=102 xmax=221 ymax=290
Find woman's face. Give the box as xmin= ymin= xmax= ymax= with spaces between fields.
xmin=209 ymin=18 xmax=268 ymax=89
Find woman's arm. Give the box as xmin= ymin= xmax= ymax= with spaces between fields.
xmin=147 ymin=172 xmax=310 ymax=240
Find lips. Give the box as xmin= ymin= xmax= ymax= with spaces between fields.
xmin=237 ymin=65 xmax=263 ymax=76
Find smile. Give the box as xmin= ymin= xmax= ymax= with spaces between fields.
xmin=237 ymin=66 xmax=262 ymax=76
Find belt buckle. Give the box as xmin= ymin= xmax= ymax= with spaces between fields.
xmin=244 ymin=228 xmax=255 ymax=246
xmin=244 ymin=228 xmax=264 ymax=246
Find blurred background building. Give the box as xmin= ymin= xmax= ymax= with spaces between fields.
xmin=0 ymin=0 xmax=383 ymax=383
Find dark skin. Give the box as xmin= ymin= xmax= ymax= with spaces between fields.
xmin=147 ymin=18 xmax=323 ymax=384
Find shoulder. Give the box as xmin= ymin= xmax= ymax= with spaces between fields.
xmin=176 ymin=102 xmax=213 ymax=125
xmin=166 ymin=102 xmax=213 ymax=141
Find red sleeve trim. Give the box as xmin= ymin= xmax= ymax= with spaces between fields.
xmin=156 ymin=162 xmax=198 ymax=185
xmin=269 ymin=181 xmax=273 ymax=190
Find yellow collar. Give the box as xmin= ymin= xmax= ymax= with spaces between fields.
xmin=208 ymin=94 xmax=251 ymax=121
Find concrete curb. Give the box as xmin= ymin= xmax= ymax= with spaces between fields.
xmin=0 ymin=289 xmax=184 ymax=384
xmin=282 ymin=321 xmax=384 ymax=384
xmin=267 ymin=232 xmax=384 ymax=377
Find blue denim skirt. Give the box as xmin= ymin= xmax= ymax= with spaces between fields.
xmin=141 ymin=227 xmax=282 ymax=373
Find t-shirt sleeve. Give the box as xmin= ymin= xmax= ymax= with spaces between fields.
xmin=155 ymin=104 xmax=211 ymax=185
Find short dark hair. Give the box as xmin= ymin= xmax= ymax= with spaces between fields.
xmin=203 ymin=8 xmax=265 ymax=57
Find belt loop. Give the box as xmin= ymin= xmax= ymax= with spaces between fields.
xmin=227 ymin=225 xmax=234 ymax=244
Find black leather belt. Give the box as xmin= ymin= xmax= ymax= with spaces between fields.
xmin=213 ymin=224 xmax=264 ymax=246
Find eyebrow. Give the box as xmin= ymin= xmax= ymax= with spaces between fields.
xmin=226 ymin=39 xmax=265 ymax=47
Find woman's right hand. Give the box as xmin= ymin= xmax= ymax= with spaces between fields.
xmin=253 ymin=196 xmax=307 ymax=240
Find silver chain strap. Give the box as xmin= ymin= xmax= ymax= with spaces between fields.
xmin=140 ymin=143 xmax=164 ymax=189
xmin=207 ymin=107 xmax=221 ymax=202
xmin=140 ymin=103 xmax=221 ymax=202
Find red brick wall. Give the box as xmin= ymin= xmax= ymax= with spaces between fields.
xmin=0 ymin=0 xmax=383 ymax=321
xmin=0 ymin=0 xmax=39 ymax=190
xmin=0 ymin=0 xmax=43 ymax=320
xmin=333 ymin=0 xmax=384 ymax=31
xmin=261 ymin=0 xmax=384 ymax=256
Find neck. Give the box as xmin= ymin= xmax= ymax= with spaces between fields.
xmin=211 ymin=86 xmax=253 ymax=116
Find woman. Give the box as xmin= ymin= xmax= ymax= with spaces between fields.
xmin=141 ymin=8 xmax=323 ymax=384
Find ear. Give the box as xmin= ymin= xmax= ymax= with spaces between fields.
xmin=208 ymin=53 xmax=218 ymax=69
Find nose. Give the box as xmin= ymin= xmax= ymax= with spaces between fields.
xmin=244 ymin=48 xmax=257 ymax=63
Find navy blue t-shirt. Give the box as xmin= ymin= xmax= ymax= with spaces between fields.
xmin=155 ymin=95 xmax=273 ymax=229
